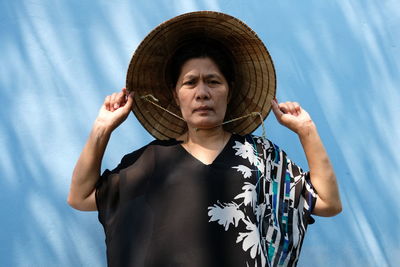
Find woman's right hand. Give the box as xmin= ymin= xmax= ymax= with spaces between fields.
xmin=95 ymin=88 xmax=134 ymax=132
xmin=68 ymin=88 xmax=134 ymax=211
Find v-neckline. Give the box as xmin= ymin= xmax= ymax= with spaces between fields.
xmin=177 ymin=133 xmax=235 ymax=166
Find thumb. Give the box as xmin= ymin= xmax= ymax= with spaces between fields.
xmin=123 ymin=91 xmax=134 ymax=111
xmin=271 ymin=99 xmax=283 ymax=119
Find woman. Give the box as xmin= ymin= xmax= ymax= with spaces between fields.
xmin=68 ymin=11 xmax=341 ymax=267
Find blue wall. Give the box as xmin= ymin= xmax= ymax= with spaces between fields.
xmin=1 ymin=0 xmax=399 ymax=266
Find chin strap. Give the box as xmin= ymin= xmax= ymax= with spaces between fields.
xmin=140 ymin=94 xmax=266 ymax=139
xmin=140 ymin=94 xmax=185 ymax=121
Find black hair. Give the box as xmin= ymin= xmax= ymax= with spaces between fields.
xmin=166 ymin=38 xmax=235 ymax=90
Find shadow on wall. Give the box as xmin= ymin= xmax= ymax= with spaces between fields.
xmin=0 ymin=0 xmax=399 ymax=266
xmin=247 ymin=1 xmax=399 ymax=266
xmin=0 ymin=0 xmax=155 ymax=266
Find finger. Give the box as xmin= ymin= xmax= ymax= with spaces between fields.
xmin=122 ymin=88 xmax=132 ymax=105
xmin=123 ymin=88 xmax=133 ymax=102
xmin=271 ymin=99 xmax=284 ymax=119
xmin=110 ymin=93 xmax=119 ymax=111
xmin=278 ymin=102 xmax=289 ymax=114
xmin=286 ymin=102 xmax=296 ymax=115
xmin=123 ymin=91 xmax=135 ymax=112
xmin=293 ymin=102 xmax=301 ymax=116
xmin=122 ymin=87 xmax=127 ymax=100
xmin=115 ymin=91 xmax=126 ymax=108
xmin=104 ymin=95 xmax=111 ymax=111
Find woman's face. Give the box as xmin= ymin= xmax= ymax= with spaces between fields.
xmin=174 ymin=57 xmax=229 ymax=130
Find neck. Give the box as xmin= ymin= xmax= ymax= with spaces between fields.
xmin=182 ymin=126 xmax=230 ymax=148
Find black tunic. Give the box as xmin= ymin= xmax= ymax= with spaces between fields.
xmin=96 ymin=134 xmax=317 ymax=267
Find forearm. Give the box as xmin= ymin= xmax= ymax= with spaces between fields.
xmin=298 ymin=121 xmax=342 ymax=216
xmin=67 ymin=122 xmax=112 ymax=210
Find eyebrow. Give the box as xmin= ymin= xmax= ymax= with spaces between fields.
xmin=204 ymin=73 xmax=222 ymax=79
xmin=183 ymin=73 xmax=222 ymax=80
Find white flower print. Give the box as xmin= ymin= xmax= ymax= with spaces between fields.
xmin=237 ymin=218 xmax=266 ymax=266
xmin=234 ymin=182 xmax=257 ymax=207
xmin=233 ymin=141 xmax=265 ymax=173
xmin=233 ymin=141 xmax=256 ymax=164
xmin=208 ymin=201 xmax=245 ymax=231
xmin=254 ymin=157 xmax=265 ymax=174
xmin=233 ymin=165 xmax=252 ymax=178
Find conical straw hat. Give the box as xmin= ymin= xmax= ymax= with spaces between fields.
xmin=126 ymin=11 xmax=276 ymax=140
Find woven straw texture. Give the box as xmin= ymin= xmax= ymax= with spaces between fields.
xmin=126 ymin=11 xmax=276 ymax=140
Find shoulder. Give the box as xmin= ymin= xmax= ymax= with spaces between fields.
xmin=148 ymin=138 xmax=182 ymax=147
xmin=118 ymin=139 xmax=181 ymax=169
xmin=231 ymin=134 xmax=285 ymax=162
xmin=236 ymin=134 xmax=277 ymax=151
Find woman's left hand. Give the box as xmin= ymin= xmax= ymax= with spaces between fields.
xmin=272 ymin=98 xmax=342 ymax=216
xmin=271 ymin=99 xmax=314 ymax=135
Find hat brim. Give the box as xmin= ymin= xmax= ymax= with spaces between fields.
xmin=126 ymin=11 xmax=276 ymax=140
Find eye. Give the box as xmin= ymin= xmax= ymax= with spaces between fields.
xmin=183 ymin=79 xmax=196 ymax=86
xmin=209 ymin=80 xmax=221 ymax=85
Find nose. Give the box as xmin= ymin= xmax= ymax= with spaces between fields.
xmin=195 ymin=82 xmax=210 ymax=100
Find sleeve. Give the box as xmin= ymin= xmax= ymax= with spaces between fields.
xmin=268 ymin=140 xmax=318 ymax=225
xmin=95 ymin=144 xmax=153 ymax=226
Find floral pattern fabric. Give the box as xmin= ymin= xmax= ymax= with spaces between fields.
xmin=207 ymin=135 xmax=317 ymax=267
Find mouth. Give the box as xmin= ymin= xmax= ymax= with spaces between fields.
xmin=193 ymin=106 xmax=213 ymax=113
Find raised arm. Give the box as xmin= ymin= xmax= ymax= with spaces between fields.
xmin=67 ymin=88 xmax=134 ymax=211
xmin=271 ymin=99 xmax=342 ymax=217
